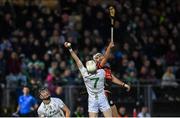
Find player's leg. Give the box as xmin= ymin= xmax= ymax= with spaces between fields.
xmin=111 ymin=104 xmax=119 ymax=117
xmin=102 ymin=108 xmax=112 ymax=117
xmin=89 ymin=112 xmax=98 ymax=117
xmin=88 ymin=97 xmax=98 ymax=117
xmin=105 ymin=91 xmax=119 ymax=117
xmin=99 ymin=94 xmax=112 ymax=117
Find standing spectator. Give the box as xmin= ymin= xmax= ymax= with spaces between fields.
xmin=118 ymin=106 xmax=128 ymax=118
xmin=137 ymin=106 xmax=151 ymax=118
xmin=14 ymin=86 xmax=38 ymax=117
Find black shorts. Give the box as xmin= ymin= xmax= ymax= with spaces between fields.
xmin=105 ymin=91 xmax=115 ymax=106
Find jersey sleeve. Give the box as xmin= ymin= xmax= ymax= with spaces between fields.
xmin=100 ymin=69 xmax=105 ymax=78
xmin=37 ymin=107 xmax=44 ymax=117
xmin=79 ymin=66 xmax=88 ymax=78
xmin=57 ymin=98 xmax=65 ymax=109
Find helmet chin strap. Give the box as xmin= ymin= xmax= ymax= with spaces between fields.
xmin=42 ymin=96 xmax=51 ymax=105
xmin=42 ymin=96 xmax=51 ymax=100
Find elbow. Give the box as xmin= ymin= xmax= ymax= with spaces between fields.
xmin=66 ymin=109 xmax=71 ymax=117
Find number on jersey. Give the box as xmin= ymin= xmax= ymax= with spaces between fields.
xmin=90 ymin=77 xmax=99 ymax=88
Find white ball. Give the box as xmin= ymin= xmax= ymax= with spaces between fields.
xmin=67 ymin=43 xmax=71 ymax=47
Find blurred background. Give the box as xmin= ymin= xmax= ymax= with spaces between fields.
xmin=0 ymin=0 xmax=180 ymax=117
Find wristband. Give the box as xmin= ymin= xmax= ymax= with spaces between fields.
xmin=69 ymin=48 xmax=72 ymax=52
xmin=122 ymin=83 xmax=125 ymax=87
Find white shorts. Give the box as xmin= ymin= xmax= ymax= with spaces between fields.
xmin=88 ymin=93 xmax=110 ymax=113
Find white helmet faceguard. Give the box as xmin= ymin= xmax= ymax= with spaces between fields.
xmin=86 ymin=60 xmax=97 ymax=73
xmin=93 ymin=53 xmax=103 ymax=61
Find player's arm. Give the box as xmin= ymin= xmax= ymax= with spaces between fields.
xmin=64 ymin=42 xmax=84 ymax=69
xmin=112 ymin=74 xmax=131 ymax=91
xmin=37 ymin=109 xmax=45 ymax=117
xmin=62 ymin=104 xmax=71 ymax=117
xmin=100 ymin=41 xmax=114 ymax=67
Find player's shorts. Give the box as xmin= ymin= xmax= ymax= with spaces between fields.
xmin=88 ymin=93 xmax=110 ymax=113
xmin=105 ymin=90 xmax=115 ymax=106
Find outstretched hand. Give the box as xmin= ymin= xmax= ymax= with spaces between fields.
xmin=64 ymin=42 xmax=71 ymax=48
xmin=124 ymin=84 xmax=131 ymax=92
xmin=109 ymin=41 xmax=115 ymax=48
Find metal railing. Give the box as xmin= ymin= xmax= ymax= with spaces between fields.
xmin=0 ymin=79 xmax=180 ymax=116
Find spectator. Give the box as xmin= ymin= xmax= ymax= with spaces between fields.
xmin=124 ymin=71 xmax=138 ymax=85
xmin=6 ymin=73 xmax=18 ymax=89
xmin=72 ymin=105 xmax=84 ymax=117
xmin=0 ymin=0 xmax=179 ymax=116
xmin=0 ymin=51 xmax=6 ymax=78
xmin=14 ymin=86 xmax=38 ymax=117
xmin=154 ymin=58 xmax=164 ymax=79
xmin=165 ymin=44 xmax=178 ymax=65
xmin=52 ymin=86 xmax=65 ymax=101
xmin=6 ymin=52 xmax=21 ymax=74
xmin=126 ymin=61 xmax=137 ymax=74
xmin=29 ymin=78 xmax=41 ymax=97
xmin=17 ymin=72 xmax=28 ymax=86
xmin=137 ymin=106 xmax=151 ymax=118
xmin=161 ymin=66 xmax=178 ymax=87
xmin=118 ymin=106 xmax=128 ymax=118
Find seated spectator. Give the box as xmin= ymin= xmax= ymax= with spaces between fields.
xmin=14 ymin=86 xmax=38 ymax=117
xmin=17 ymin=72 xmax=27 ymax=86
xmin=137 ymin=106 xmax=151 ymax=118
xmin=6 ymin=52 xmax=21 ymax=75
xmin=123 ymin=72 xmax=138 ymax=85
xmin=161 ymin=66 xmax=178 ymax=87
xmin=126 ymin=61 xmax=137 ymax=74
xmin=72 ymin=105 xmax=84 ymax=117
xmin=52 ymin=86 xmax=65 ymax=101
xmin=6 ymin=73 xmax=18 ymax=89
xmin=0 ymin=51 xmax=6 ymax=78
xmin=118 ymin=106 xmax=128 ymax=118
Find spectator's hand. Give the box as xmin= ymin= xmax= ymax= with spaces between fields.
xmin=64 ymin=42 xmax=71 ymax=49
xmin=124 ymin=84 xmax=131 ymax=92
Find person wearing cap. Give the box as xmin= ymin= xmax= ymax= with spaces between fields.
xmin=64 ymin=42 xmax=112 ymax=117
xmin=37 ymin=87 xmax=70 ymax=117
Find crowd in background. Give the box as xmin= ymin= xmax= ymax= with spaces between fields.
xmin=0 ymin=0 xmax=180 ymax=116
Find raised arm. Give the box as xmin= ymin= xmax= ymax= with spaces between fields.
xmin=111 ymin=74 xmax=131 ymax=91
xmin=100 ymin=41 xmax=114 ymax=67
xmin=64 ymin=42 xmax=84 ymax=69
